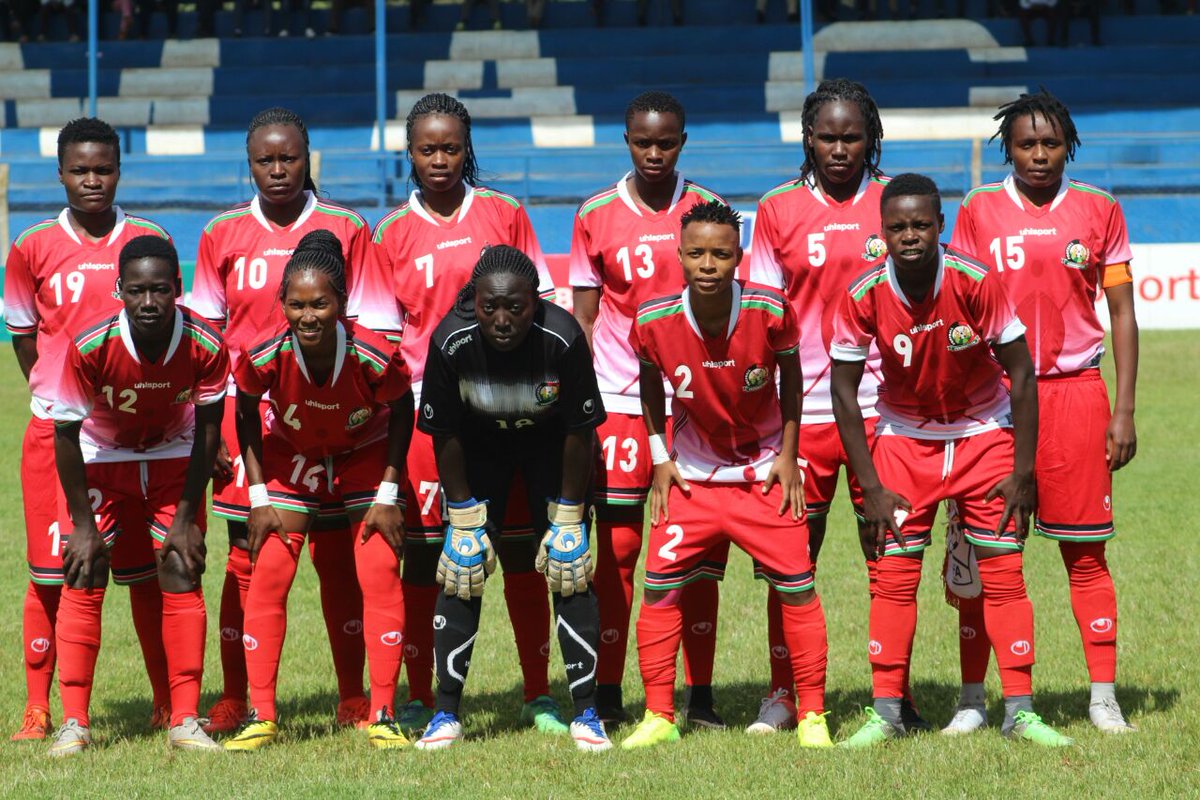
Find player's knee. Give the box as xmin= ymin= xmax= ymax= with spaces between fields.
xmin=873 ymin=554 xmax=923 ymax=602
xmin=68 ymin=556 xmax=110 ymax=590
xmin=777 ymin=587 xmax=817 ymax=607
xmin=974 ymin=543 xmax=1016 ymax=560
xmin=157 ymin=551 xmax=194 ymax=592
xmin=642 ymin=587 xmax=680 ymax=608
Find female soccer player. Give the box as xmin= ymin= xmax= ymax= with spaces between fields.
xmin=47 ymin=236 xmax=228 ymax=756
xmin=223 ymin=230 xmax=415 ymax=751
xmin=192 ymin=107 xmax=374 ymax=733
xmin=367 ymin=92 xmax=561 ymax=734
xmin=947 ymin=91 xmax=1139 ymax=735
xmin=569 ymin=90 xmax=724 ymax=726
xmin=624 ymin=201 xmax=831 ymax=750
xmin=830 ymin=173 xmax=1070 ymax=748
xmin=5 ymin=117 xmax=173 ymax=740
xmin=413 ymin=245 xmax=610 ymax=753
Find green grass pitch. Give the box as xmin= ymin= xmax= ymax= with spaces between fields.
xmin=1 ymin=332 xmax=1198 ymax=798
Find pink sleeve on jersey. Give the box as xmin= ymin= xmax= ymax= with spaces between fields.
xmin=511 ymin=204 xmax=556 ymax=296
xmin=949 ymin=199 xmax=979 ymax=256
xmin=1101 ymin=199 xmax=1134 ymax=266
xmin=829 ymin=291 xmax=873 ymax=361
xmin=348 ymin=232 xmax=405 ymax=340
xmin=2 ymin=243 xmax=39 ymax=335
xmin=567 ymin=210 xmax=602 ymax=289
xmin=972 ymin=272 xmax=1024 ymax=344
xmin=51 ymin=341 xmax=94 ymax=423
xmin=194 ymin=342 xmax=231 ymax=406
xmin=190 ymin=230 xmax=228 ymax=327
xmin=373 ymin=347 xmax=414 ymax=404
xmin=747 ymin=201 xmax=786 ymax=290
xmin=769 ymin=301 xmax=801 ymax=354
xmin=628 ymin=320 xmax=656 ymax=368
xmin=232 ymin=346 xmax=269 ymax=397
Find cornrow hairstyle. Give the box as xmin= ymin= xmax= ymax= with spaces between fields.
xmin=455 ymin=244 xmax=540 ymax=314
xmin=279 ymin=229 xmax=347 ymax=303
xmin=406 ymin=92 xmax=479 ymax=190
xmin=57 ymin=117 xmax=121 ymax=167
xmin=246 ymin=106 xmax=318 ymax=193
xmin=680 ymin=199 xmax=742 ymax=235
xmin=116 ymin=235 xmax=182 ymax=296
xmin=992 ymin=88 xmax=1081 ymax=164
xmin=799 ymin=78 xmax=883 ymax=183
xmin=624 ymin=90 xmax=686 ymax=131
xmin=880 ymin=172 xmax=941 ymax=217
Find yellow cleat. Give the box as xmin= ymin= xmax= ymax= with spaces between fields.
xmin=620 ymin=710 xmax=681 ymax=750
xmin=223 ymin=717 xmax=278 ymax=752
xmin=797 ymin=711 xmax=833 ymax=748
xmin=367 ymin=709 xmax=411 ymax=750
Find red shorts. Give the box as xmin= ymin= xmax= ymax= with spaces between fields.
xmin=798 ymin=418 xmax=875 ymax=517
xmin=23 ymin=416 xmax=62 ymax=584
xmin=643 ymin=482 xmax=812 ymax=594
xmin=592 ymin=412 xmax=653 ymax=510
xmin=211 ymin=394 xmax=255 ymax=523
xmin=1034 ymin=370 xmax=1115 ymax=542
xmin=262 ymin=434 xmax=387 ymax=515
xmin=872 ymin=428 xmax=1023 ymax=555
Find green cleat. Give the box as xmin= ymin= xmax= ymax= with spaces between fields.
xmin=1006 ymin=711 xmax=1074 ymax=747
xmin=520 ymin=695 xmax=569 ymax=735
xmin=620 ymin=710 xmax=681 ymax=750
xmin=838 ymin=707 xmax=899 ymax=749
xmin=396 ymin=700 xmax=435 ymax=734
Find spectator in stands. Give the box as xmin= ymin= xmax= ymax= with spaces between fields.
xmin=456 ymin=0 xmax=500 ymax=29
xmin=856 ymin=0 xmax=918 ymax=20
xmin=593 ymin=0 xmax=683 ymax=26
xmin=135 ymin=0 xmax=177 ymax=38
xmin=194 ymin=0 xmax=215 ymax=36
xmin=757 ymin=0 xmax=831 ymax=23
xmin=527 ymin=0 xmax=545 ymax=27
xmin=1017 ymin=0 xmax=1058 ymax=45
xmin=1057 ymin=0 xmax=1100 ymax=45
xmin=328 ymin=0 xmax=375 ymax=34
xmin=2 ymin=0 xmax=33 ymax=41
xmin=36 ymin=0 xmax=79 ymax=41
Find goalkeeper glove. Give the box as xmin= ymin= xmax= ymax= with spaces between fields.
xmin=437 ymin=499 xmax=497 ymax=600
xmin=536 ymin=499 xmax=593 ymax=597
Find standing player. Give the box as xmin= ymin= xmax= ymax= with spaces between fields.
xmin=4 ymin=118 xmax=173 ymax=740
xmin=46 ymin=236 xmax=228 ymax=756
xmin=412 ymin=245 xmax=611 ymax=752
xmin=223 ymin=231 xmax=415 ymax=751
xmin=830 ymin=174 xmax=1070 ymax=747
xmin=946 ymin=91 xmax=1139 ymax=735
xmin=569 ymin=90 xmax=725 ymax=726
xmin=191 ymin=107 xmax=373 ymax=733
xmin=366 ymin=93 xmax=562 ymax=735
xmin=623 ymin=201 xmax=831 ymax=750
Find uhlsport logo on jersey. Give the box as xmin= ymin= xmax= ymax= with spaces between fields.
xmin=343 ymin=619 xmax=363 ymax=635
xmin=221 ymin=626 xmax=240 ymax=642
xmin=432 ymin=615 xmax=447 ymax=630
xmin=346 ymin=406 xmax=373 ymax=430
xmin=742 ymin=364 xmax=769 ymax=392
xmin=1090 ymin=617 xmax=1114 ymax=634
xmin=1010 ymin=640 xmax=1032 ymax=656
xmin=30 ymin=637 xmax=51 ymax=654
xmin=862 ymin=233 xmax=887 ymax=261
xmin=380 ymin=631 xmax=403 ymax=646
xmin=173 ymin=388 xmax=192 ymax=404
xmin=423 ymin=403 xmax=434 ymax=419
xmin=243 ymin=634 xmax=259 ymax=651
xmin=535 ymin=380 xmax=560 ymax=406
xmin=946 ymin=322 xmax=982 ymax=351
xmin=1062 ymin=239 xmax=1090 ymax=268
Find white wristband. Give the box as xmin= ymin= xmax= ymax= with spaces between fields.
xmin=649 ymin=433 xmax=671 ymax=465
xmin=248 ymin=484 xmax=270 ymax=509
xmin=374 ymin=481 xmax=400 ymax=506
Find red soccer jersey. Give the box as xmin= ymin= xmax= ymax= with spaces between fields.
xmin=233 ymin=320 xmax=411 ymax=458
xmin=630 ymin=281 xmax=799 ymax=483
xmin=52 ymin=306 xmax=229 ymax=463
xmin=190 ymin=192 xmax=371 ymax=365
xmin=830 ymin=246 xmax=1027 ymax=439
xmin=569 ymin=173 xmax=723 ymax=416
xmin=4 ymin=207 xmax=171 ymax=415
xmin=366 ymin=185 xmax=554 ymax=397
xmin=748 ymin=173 xmax=889 ymax=423
xmin=950 ymin=174 xmax=1133 ymax=376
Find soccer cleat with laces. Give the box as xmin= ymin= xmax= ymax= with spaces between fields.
xmin=415 ymin=711 xmax=463 ymax=750
xmin=797 ymin=711 xmax=833 ymax=748
xmin=838 ymin=707 xmax=900 ymax=749
xmin=47 ymin=719 xmax=91 ymax=758
xmin=942 ymin=703 xmax=988 ymax=736
xmin=396 ymin=700 xmax=435 ymax=733
xmin=223 ymin=714 xmax=278 ymax=752
xmin=202 ymin=696 xmax=248 ymax=733
xmin=1006 ymin=711 xmax=1074 ymax=747
xmin=900 ymin=697 xmax=932 ymax=732
xmin=521 ymin=695 xmax=569 ymax=734
xmin=11 ymin=705 xmax=51 ymax=741
xmin=746 ymin=689 xmax=797 ymax=734
xmin=1089 ymin=698 xmax=1136 ymax=734
xmin=150 ymin=704 xmax=171 ymax=730
xmin=168 ymin=717 xmax=223 ymax=751
xmin=569 ymin=708 xmax=613 ymax=752
xmin=367 ymin=709 xmax=411 ymax=750
xmin=337 ymin=695 xmax=371 ymax=729
xmin=620 ymin=710 xmax=681 ymax=750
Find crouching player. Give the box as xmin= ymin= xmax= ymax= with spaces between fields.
xmin=48 ymin=236 xmax=229 ymax=756
xmin=829 ymin=174 xmax=1071 ymax=747
xmin=623 ymin=200 xmax=831 ymax=750
xmin=224 ymin=230 xmax=415 ymax=751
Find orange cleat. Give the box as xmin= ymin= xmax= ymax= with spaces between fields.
xmin=150 ymin=704 xmax=172 ymax=730
xmin=202 ymin=697 xmax=248 ymax=734
xmin=337 ymin=696 xmax=370 ymax=729
xmin=11 ymin=705 xmax=51 ymax=741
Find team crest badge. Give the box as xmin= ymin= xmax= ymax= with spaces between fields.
xmin=1062 ymin=239 xmax=1090 ymax=268
xmin=535 ymin=380 xmax=560 ymax=406
xmin=947 ymin=322 xmax=981 ymax=351
xmin=173 ymin=388 xmax=192 ymax=404
xmin=742 ymin=364 xmax=769 ymax=392
xmin=862 ymin=233 xmax=887 ymax=261
xmin=346 ymin=406 xmax=373 ymax=430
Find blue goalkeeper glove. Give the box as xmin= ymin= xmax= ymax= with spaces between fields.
xmin=536 ymin=499 xmax=592 ymax=597
xmin=437 ymin=499 xmax=497 ymax=600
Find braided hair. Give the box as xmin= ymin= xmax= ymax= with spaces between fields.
xmin=624 ymin=90 xmax=686 ymax=131
xmin=246 ymin=106 xmax=318 ymax=193
xmin=116 ymin=235 xmax=181 ymax=296
xmin=799 ymin=78 xmax=883 ymax=183
xmin=455 ymin=245 xmax=540 ymax=314
xmin=992 ymin=88 xmax=1081 ymax=164
xmin=879 ymin=172 xmax=941 ymax=217
xmin=58 ymin=117 xmax=121 ymax=167
xmin=680 ymin=199 xmax=742 ymax=235
xmin=406 ymin=93 xmax=479 ymax=190
xmin=279 ymin=229 xmax=347 ymax=306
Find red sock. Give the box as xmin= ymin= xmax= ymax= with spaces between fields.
xmin=956 ymin=595 xmax=991 ymax=683
xmin=978 ymin=553 xmax=1035 ymax=697
xmin=217 ymin=546 xmax=251 ymax=701
xmin=594 ymin=520 xmax=641 ymax=685
xmin=243 ymin=532 xmax=304 ymax=722
xmin=354 ymin=531 xmax=405 ymax=720
xmin=401 ymin=580 xmax=438 ymax=707
xmin=128 ymin=579 xmax=170 ymax=709
xmin=680 ymin=579 xmax=718 ymax=687
xmin=780 ymin=595 xmax=828 ymax=714
xmin=22 ymin=582 xmax=60 ymax=709
xmin=503 ymin=570 xmax=550 ymax=701
xmin=309 ymin=532 xmax=366 ymax=701
xmin=636 ymin=594 xmax=683 ymax=722
xmin=162 ymin=589 xmax=206 ymax=725
xmin=868 ymin=557 xmax=922 ymax=698
xmin=56 ymin=587 xmax=105 ymax=726
xmin=766 ymin=589 xmax=793 ymax=698
xmin=1060 ymin=541 xmax=1117 ymax=682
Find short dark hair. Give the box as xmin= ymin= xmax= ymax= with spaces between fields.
xmin=880 ymin=173 xmax=941 ymax=216
xmin=680 ymin=199 xmax=742 ymax=235
xmin=625 ymin=90 xmax=686 ymax=131
xmin=247 ymin=106 xmax=318 ymax=192
xmin=57 ymin=118 xmax=121 ymax=167
xmin=992 ymin=88 xmax=1081 ymax=164
xmin=117 ymin=235 xmax=180 ymax=296
xmin=456 ymin=244 xmax=540 ymax=313
xmin=279 ymin=229 xmax=346 ymax=301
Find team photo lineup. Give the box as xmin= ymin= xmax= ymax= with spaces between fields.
xmin=3 ymin=78 xmax=1142 ymax=758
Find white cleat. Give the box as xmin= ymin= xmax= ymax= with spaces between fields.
xmin=1090 ymin=698 xmax=1137 ymax=734
xmin=47 ymin=719 xmax=92 ymax=758
xmin=941 ymin=704 xmax=988 ymax=736
xmin=168 ymin=717 xmax=224 ymax=751
xmin=415 ymin=711 xmax=463 ymax=751
xmin=746 ymin=689 xmax=798 ymax=735
xmin=570 ymin=708 xmax=613 ymax=752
